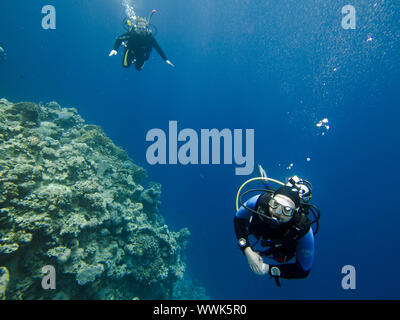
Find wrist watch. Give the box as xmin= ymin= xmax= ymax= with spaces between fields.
xmin=238 ymin=238 xmax=248 ymax=249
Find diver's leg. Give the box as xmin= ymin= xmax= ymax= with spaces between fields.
xmin=135 ymin=58 xmax=145 ymax=71
xmin=144 ymin=49 xmax=151 ymax=61
xmin=134 ymin=47 xmax=152 ymax=71
xmin=122 ymin=49 xmax=136 ymax=68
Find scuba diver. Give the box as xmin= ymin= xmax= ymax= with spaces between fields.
xmin=109 ymin=11 xmax=174 ymax=71
xmin=234 ymin=165 xmax=320 ymax=287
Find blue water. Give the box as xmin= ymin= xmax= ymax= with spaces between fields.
xmin=1 ymin=0 xmax=400 ymax=299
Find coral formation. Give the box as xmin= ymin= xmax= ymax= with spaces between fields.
xmin=0 ymin=267 xmax=9 ymax=299
xmin=172 ymin=273 xmax=211 ymax=300
xmin=0 ymin=98 xmax=208 ymax=300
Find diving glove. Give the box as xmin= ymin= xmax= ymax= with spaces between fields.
xmin=165 ymin=60 xmax=175 ymax=67
xmin=261 ymin=263 xmax=269 ymax=275
xmin=244 ymin=247 xmax=267 ymax=276
xmin=109 ymin=50 xmax=118 ymax=57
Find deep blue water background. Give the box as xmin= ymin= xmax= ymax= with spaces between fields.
xmin=1 ymin=0 xmax=400 ymax=299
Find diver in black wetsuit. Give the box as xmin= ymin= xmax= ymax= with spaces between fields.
xmin=234 ymin=165 xmax=321 ymax=287
xmin=109 ymin=15 xmax=174 ymax=71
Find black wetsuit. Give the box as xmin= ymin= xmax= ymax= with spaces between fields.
xmin=113 ymin=31 xmax=168 ymax=70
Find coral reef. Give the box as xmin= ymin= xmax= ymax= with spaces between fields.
xmin=0 ymin=267 xmax=9 ymax=299
xmin=172 ymin=273 xmax=210 ymax=300
xmin=0 ymin=98 xmax=208 ymax=300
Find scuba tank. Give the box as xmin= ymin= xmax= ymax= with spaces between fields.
xmin=122 ymin=10 xmax=158 ymax=36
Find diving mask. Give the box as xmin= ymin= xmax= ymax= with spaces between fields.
xmin=268 ymin=196 xmax=296 ymax=218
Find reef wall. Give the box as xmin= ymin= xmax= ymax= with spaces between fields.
xmin=0 ymin=98 xmax=208 ymax=300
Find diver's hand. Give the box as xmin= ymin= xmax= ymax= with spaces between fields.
xmin=109 ymin=50 xmax=118 ymax=57
xmin=244 ymin=247 xmax=267 ymax=275
xmin=165 ymin=60 xmax=175 ymax=67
